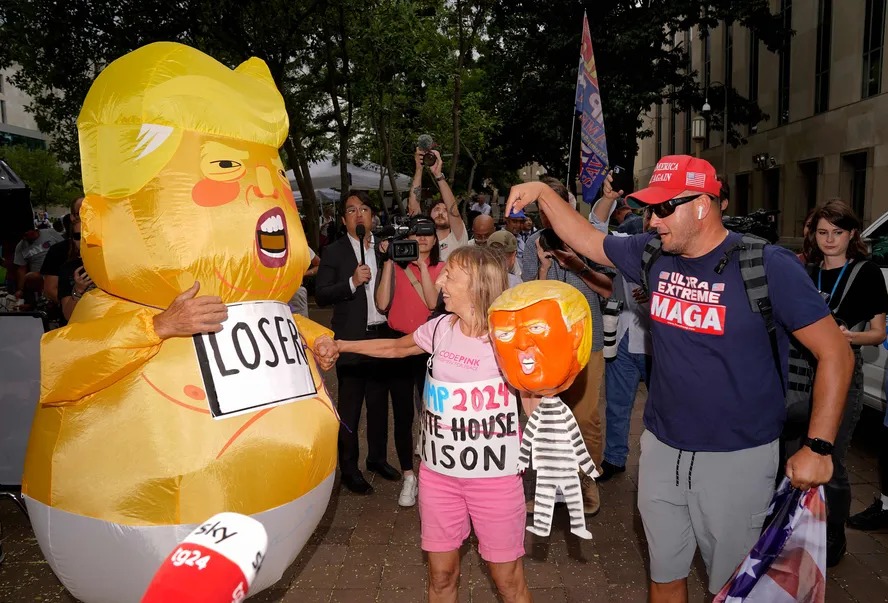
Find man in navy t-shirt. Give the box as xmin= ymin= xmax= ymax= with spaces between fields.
xmin=505 ymin=155 xmax=854 ymax=600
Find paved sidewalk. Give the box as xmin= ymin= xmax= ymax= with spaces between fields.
xmin=1 ymin=306 xmax=887 ymax=602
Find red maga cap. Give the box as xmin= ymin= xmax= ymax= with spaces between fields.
xmin=626 ymin=155 xmax=720 ymax=206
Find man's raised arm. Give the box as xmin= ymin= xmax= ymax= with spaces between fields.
xmin=429 ymin=150 xmax=465 ymax=239
xmin=506 ymin=182 xmax=612 ymax=268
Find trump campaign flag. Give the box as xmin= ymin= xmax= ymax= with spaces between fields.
xmin=575 ymin=13 xmax=609 ymax=203
xmin=714 ymin=478 xmax=827 ymax=603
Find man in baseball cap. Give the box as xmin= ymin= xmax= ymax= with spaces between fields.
xmin=503 ymin=155 xmax=851 ymax=601
xmin=626 ymin=155 xmax=721 ymax=207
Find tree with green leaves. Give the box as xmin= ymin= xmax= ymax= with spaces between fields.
xmin=0 ymin=145 xmax=81 ymax=210
xmin=481 ymin=0 xmax=788 ymax=188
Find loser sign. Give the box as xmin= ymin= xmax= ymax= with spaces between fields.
xmin=193 ymin=301 xmax=318 ymax=419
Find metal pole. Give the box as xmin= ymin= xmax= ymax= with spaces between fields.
xmin=566 ymin=114 xmax=576 ymax=185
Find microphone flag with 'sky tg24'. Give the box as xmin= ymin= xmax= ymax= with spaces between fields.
xmin=141 ymin=512 xmax=268 ymax=603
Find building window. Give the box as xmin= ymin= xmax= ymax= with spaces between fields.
xmin=814 ymin=0 xmax=832 ymax=113
xmin=778 ymin=0 xmax=792 ymax=125
xmin=0 ymin=100 xmax=6 ymax=125
xmin=747 ymin=32 xmax=759 ymax=136
xmin=799 ymin=161 xmax=819 ymax=235
xmin=863 ymin=0 xmax=886 ymax=98
xmin=843 ymin=152 xmax=868 ymax=218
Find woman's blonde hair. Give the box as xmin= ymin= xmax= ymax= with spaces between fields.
xmin=446 ymin=246 xmax=509 ymax=337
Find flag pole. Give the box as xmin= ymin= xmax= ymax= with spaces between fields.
xmin=565 ymin=116 xmax=576 ymax=186
xmin=567 ymin=12 xmax=586 ymax=187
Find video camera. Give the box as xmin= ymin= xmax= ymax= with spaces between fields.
xmin=722 ymin=208 xmax=781 ymax=244
xmin=374 ymin=218 xmax=436 ymax=263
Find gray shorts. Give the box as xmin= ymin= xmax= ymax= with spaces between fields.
xmin=637 ymin=430 xmax=778 ymax=594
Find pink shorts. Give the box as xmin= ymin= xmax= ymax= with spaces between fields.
xmin=418 ymin=463 xmax=526 ymax=563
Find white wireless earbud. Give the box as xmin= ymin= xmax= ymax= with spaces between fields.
xmin=698 ymin=206 xmax=704 ymax=219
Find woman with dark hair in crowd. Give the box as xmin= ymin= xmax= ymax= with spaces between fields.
xmin=801 ymin=199 xmax=888 ymax=566
xmin=797 ymin=206 xmax=818 ymax=264
xmin=374 ymin=215 xmax=442 ymax=507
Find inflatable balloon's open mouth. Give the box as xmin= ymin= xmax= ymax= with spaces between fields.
xmin=256 ymin=207 xmax=288 ymax=268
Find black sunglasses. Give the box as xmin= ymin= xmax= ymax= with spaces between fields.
xmin=645 ymin=194 xmax=713 ymax=219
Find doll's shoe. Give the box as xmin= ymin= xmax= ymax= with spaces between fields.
xmin=571 ymin=527 xmax=593 ymax=540
xmin=526 ymin=525 xmax=551 ymax=537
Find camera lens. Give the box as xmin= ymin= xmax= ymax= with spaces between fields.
xmin=422 ymin=152 xmax=437 ymax=167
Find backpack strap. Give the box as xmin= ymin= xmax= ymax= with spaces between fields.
xmin=734 ymin=234 xmax=786 ymax=395
xmin=640 ymin=235 xmax=664 ymax=295
xmin=831 ymin=259 xmax=866 ymax=316
xmin=426 ymin=314 xmax=450 ymax=379
xmin=403 ymin=266 xmax=427 ymax=304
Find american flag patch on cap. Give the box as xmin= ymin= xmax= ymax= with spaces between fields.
xmin=686 ymin=172 xmax=706 ymax=188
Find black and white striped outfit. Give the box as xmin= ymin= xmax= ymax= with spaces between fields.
xmin=519 ymin=396 xmax=599 ymax=539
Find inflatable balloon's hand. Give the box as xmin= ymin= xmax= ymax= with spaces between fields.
xmin=152 ymin=282 xmax=228 ymax=340
xmin=40 ymin=292 xmax=165 ymax=406
xmin=291 ymin=314 xmax=334 ymax=353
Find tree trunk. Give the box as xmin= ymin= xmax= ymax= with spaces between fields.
xmin=463 ymin=143 xmax=477 ymax=194
xmin=450 ymin=69 xmax=462 ymax=183
xmin=381 ymin=117 xmax=401 ymax=211
xmin=284 ymin=136 xmax=321 ymax=250
xmin=324 ymin=10 xmax=352 ymax=198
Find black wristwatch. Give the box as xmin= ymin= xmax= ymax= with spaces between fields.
xmin=803 ymin=437 xmax=834 ymax=456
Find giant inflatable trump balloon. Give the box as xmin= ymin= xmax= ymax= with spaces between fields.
xmin=21 ymin=42 xmax=338 ymax=602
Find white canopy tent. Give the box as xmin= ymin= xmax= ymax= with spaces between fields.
xmin=286 ymin=156 xmax=411 ymax=193
xmin=291 ymin=187 xmax=340 ymax=206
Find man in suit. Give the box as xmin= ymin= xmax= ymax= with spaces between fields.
xmin=315 ymin=190 xmax=401 ymax=494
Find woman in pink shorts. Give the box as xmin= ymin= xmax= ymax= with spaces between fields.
xmin=337 ymin=246 xmax=532 ymax=603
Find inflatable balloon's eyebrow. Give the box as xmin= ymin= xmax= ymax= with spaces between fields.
xmin=21 ymin=42 xmax=338 ymax=603
xmin=488 ymin=280 xmax=599 ymax=540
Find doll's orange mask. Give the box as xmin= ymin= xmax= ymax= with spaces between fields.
xmin=489 ymin=299 xmax=584 ymax=396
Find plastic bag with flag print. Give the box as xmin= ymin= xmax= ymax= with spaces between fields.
xmin=715 ymin=478 xmax=826 ymax=603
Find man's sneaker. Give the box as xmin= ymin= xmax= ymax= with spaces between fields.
xmin=398 ymin=474 xmax=418 ymax=507
xmin=582 ymin=476 xmax=600 ymax=515
xmin=596 ymin=460 xmax=626 ymax=483
xmin=826 ymin=526 xmax=847 ymax=568
xmin=848 ymin=498 xmax=888 ymax=531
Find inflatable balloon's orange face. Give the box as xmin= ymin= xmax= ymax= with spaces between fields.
xmin=76 ymin=44 xmax=307 ymax=307
xmin=488 ymin=281 xmax=593 ymax=396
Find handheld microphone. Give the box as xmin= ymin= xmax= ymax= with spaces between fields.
xmin=141 ymin=513 xmax=268 ymax=603
xmin=355 ymin=224 xmax=366 ymax=266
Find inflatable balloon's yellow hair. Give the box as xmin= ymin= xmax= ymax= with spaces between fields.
xmin=77 ymin=42 xmax=289 ymax=199
xmin=488 ymin=280 xmax=592 ymax=367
